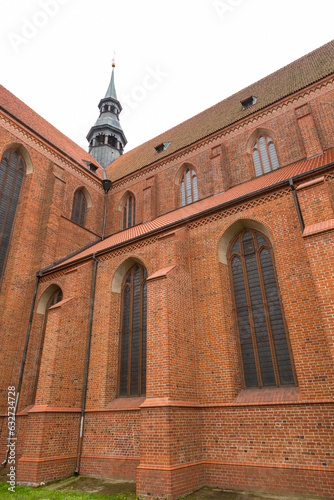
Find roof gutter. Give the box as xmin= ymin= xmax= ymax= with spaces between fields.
xmin=39 ymin=159 xmax=334 ymax=276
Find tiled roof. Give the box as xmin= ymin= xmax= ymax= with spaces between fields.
xmin=107 ymin=40 xmax=334 ymax=182
xmin=48 ymin=147 xmax=334 ymax=273
xmin=0 ymin=85 xmax=104 ymax=179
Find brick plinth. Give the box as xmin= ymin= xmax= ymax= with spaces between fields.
xmin=137 ymin=462 xmax=205 ymax=500
xmin=80 ymin=456 xmax=139 ymax=480
xmin=17 ymin=456 xmax=77 ymax=486
xmin=205 ymin=462 xmax=334 ymax=499
xmin=16 ymin=409 xmax=81 ymax=484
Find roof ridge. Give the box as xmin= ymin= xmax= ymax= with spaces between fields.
xmin=106 ymin=40 xmax=334 ymax=182
xmin=0 ymin=84 xmax=104 ymax=178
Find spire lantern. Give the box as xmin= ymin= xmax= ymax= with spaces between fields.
xmin=86 ymin=59 xmax=127 ymax=171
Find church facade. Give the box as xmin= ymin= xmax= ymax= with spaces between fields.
xmin=0 ymin=42 xmax=334 ymax=499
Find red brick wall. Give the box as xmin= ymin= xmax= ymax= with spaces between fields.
xmin=1 ymin=74 xmax=334 ymax=500
xmin=105 ymin=81 xmax=334 ymax=239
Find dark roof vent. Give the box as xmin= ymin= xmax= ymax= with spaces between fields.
xmin=155 ymin=141 xmax=171 ymax=154
xmin=89 ymin=163 xmax=98 ymax=173
xmin=241 ymin=96 xmax=257 ymax=110
xmin=83 ymin=160 xmax=98 ymax=173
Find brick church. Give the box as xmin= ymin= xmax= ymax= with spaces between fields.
xmin=0 ymin=40 xmax=334 ymax=499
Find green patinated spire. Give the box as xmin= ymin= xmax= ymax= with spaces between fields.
xmin=104 ymin=62 xmax=117 ymax=100
xmin=87 ymin=58 xmax=127 ymax=170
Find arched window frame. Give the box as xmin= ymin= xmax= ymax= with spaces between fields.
xmin=122 ymin=194 xmax=136 ymax=230
xmin=179 ymin=167 xmax=198 ymax=207
xmin=0 ymin=149 xmax=26 ymax=281
xmin=118 ymin=264 xmax=147 ymax=397
xmin=228 ymin=229 xmax=296 ymax=389
xmin=71 ymin=189 xmax=87 ymax=227
xmin=252 ymin=135 xmax=280 ymax=176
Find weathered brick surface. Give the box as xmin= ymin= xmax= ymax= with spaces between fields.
xmin=0 ymin=60 xmax=334 ymax=500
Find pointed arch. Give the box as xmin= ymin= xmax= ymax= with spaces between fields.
xmin=0 ymin=148 xmax=27 ymax=279
xmin=218 ymin=219 xmax=273 ymax=265
xmin=37 ymin=283 xmax=63 ymax=314
xmin=118 ymin=263 xmax=148 ymax=397
xmin=175 ymin=163 xmax=198 ymax=207
xmin=2 ymin=143 xmax=33 ymax=174
xmin=112 ymin=256 xmax=147 ymax=293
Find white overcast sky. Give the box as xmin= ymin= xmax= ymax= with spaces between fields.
xmin=1 ymin=0 xmax=333 ymax=153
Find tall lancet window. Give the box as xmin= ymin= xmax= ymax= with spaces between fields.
xmin=252 ymin=135 xmax=279 ymax=176
xmin=71 ymin=189 xmax=87 ymax=227
xmin=229 ymin=229 xmax=295 ymax=388
xmin=122 ymin=194 xmax=135 ymax=230
xmin=0 ymin=150 xmax=25 ymax=279
xmin=119 ymin=265 xmax=147 ymax=397
xmin=180 ymin=168 xmax=198 ymax=206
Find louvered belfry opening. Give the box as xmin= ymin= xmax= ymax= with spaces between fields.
xmin=71 ymin=189 xmax=87 ymax=226
xmin=0 ymin=150 xmax=25 ymax=279
xmin=229 ymin=229 xmax=295 ymax=388
xmin=119 ymin=265 xmax=147 ymax=397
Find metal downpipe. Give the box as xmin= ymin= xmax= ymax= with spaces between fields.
xmin=2 ymin=273 xmax=41 ymax=466
xmin=101 ymin=179 xmax=112 ymax=240
xmin=289 ymin=177 xmax=305 ymax=232
xmin=75 ymin=253 xmax=98 ymax=474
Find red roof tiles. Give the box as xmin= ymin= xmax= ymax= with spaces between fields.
xmin=106 ymin=40 xmax=334 ymax=182
xmin=49 ymin=148 xmax=334 ymax=272
xmin=0 ymin=85 xmax=104 ymax=179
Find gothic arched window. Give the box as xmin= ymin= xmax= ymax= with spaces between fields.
xmin=252 ymin=135 xmax=279 ymax=176
xmin=119 ymin=265 xmax=147 ymax=397
xmin=122 ymin=195 xmax=135 ymax=230
xmin=0 ymin=149 xmax=25 ymax=279
xmin=229 ymin=229 xmax=295 ymax=388
xmin=71 ymin=189 xmax=87 ymax=226
xmin=180 ymin=168 xmax=198 ymax=207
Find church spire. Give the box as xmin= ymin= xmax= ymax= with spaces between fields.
xmin=87 ymin=59 xmax=127 ymax=171
xmin=104 ymin=61 xmax=117 ymax=100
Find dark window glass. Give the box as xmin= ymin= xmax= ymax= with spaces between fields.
xmin=252 ymin=136 xmax=279 ymax=176
xmin=229 ymin=229 xmax=295 ymax=388
xmin=122 ymin=195 xmax=135 ymax=230
xmin=71 ymin=189 xmax=87 ymax=226
xmin=119 ymin=265 xmax=147 ymax=397
xmin=49 ymin=289 xmax=63 ymax=307
xmin=0 ymin=150 xmax=25 ymax=280
xmin=180 ymin=168 xmax=198 ymax=207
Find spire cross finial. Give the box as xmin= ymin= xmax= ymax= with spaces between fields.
xmin=112 ymin=51 xmax=116 ymax=68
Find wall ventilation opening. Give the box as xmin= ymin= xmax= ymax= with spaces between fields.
xmin=155 ymin=142 xmax=171 ymax=154
xmin=241 ymin=96 xmax=257 ymax=110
